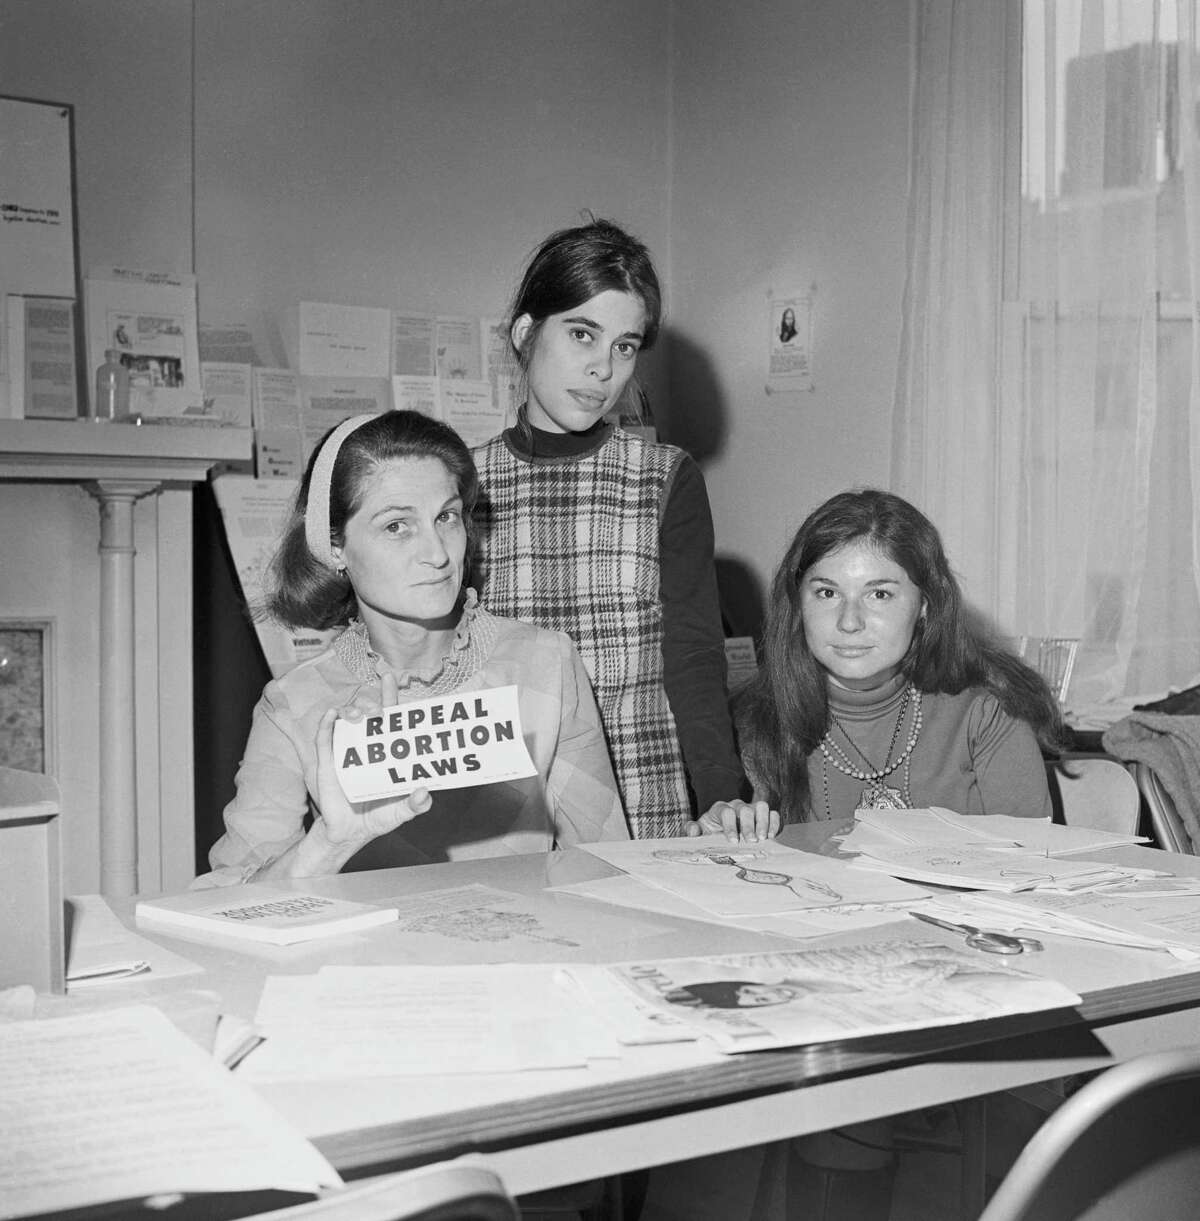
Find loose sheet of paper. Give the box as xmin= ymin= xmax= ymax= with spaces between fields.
xmin=244 ymin=964 xmax=615 ymax=1081
xmin=553 ymin=874 xmax=914 ymax=937
xmin=581 ymin=836 xmax=928 ymax=916
xmin=65 ymin=894 xmax=202 ymax=988
xmin=0 ymin=1005 xmax=340 ymax=1219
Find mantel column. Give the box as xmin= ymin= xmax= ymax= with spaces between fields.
xmin=87 ymin=478 xmax=162 ymax=896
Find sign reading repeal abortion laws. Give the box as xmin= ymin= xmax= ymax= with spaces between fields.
xmin=332 ymin=685 xmax=536 ymax=803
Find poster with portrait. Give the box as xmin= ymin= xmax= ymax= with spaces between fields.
xmin=767 ymin=288 xmax=815 ymax=394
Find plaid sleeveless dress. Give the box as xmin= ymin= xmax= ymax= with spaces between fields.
xmin=474 ymin=426 xmax=691 ymax=838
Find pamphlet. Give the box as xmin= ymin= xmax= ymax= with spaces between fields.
xmin=135 ymin=884 xmax=398 ymax=946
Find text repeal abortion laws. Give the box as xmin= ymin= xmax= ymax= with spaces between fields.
xmin=332 ymin=684 xmax=537 ymax=803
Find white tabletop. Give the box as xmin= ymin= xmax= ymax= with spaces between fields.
xmin=83 ymin=824 xmax=1200 ymax=1194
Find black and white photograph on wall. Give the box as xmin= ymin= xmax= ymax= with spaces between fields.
xmin=766 ymin=287 xmax=814 ymax=393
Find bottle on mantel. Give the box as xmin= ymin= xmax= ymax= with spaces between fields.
xmin=92 ymin=349 xmax=131 ymax=421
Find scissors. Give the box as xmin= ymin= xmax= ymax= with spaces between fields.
xmin=909 ymin=911 xmax=1044 ymax=955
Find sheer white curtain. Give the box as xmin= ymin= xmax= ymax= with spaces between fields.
xmin=893 ymin=0 xmax=1200 ymax=709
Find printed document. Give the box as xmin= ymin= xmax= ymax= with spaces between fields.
xmin=0 ymin=1005 xmax=340 ymax=1219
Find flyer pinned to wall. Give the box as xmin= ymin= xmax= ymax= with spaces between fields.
xmin=766 ymin=288 xmax=815 ymax=394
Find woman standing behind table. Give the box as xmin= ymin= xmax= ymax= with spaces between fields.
xmin=474 ymin=218 xmax=746 ymax=839
xmin=699 ymin=488 xmax=1064 ymax=839
xmin=205 ymin=410 xmax=627 ymax=884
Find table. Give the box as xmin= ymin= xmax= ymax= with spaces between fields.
xmin=95 ymin=824 xmax=1200 ymax=1197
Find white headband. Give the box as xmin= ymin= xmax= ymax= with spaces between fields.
xmin=303 ymin=413 xmax=379 ymax=569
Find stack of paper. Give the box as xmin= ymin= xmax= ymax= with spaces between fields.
xmin=921 ymin=884 xmax=1200 ymax=959
xmin=852 ymin=808 xmax=1149 ymax=856
xmin=848 ymin=842 xmax=1143 ymax=893
xmin=0 ymin=1006 xmax=340 ymax=1219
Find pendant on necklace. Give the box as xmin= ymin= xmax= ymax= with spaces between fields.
xmin=857 ymin=783 xmax=909 ymax=810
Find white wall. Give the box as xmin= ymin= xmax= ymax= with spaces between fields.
xmin=667 ymin=0 xmax=912 ymax=631
xmin=192 ymin=0 xmax=675 ymax=401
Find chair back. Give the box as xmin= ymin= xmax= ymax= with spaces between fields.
xmin=1044 ymin=756 xmax=1140 ymax=835
xmin=1132 ymin=761 xmax=1193 ymax=853
xmin=247 ymin=1162 xmax=520 ymax=1221
xmin=978 ymin=1048 xmax=1200 ymax=1221
xmin=1015 ymin=636 xmax=1079 ymax=704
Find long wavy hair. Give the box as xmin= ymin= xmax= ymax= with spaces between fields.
xmin=735 ymin=489 xmax=1065 ymax=821
xmin=264 ymin=410 xmax=479 ymax=631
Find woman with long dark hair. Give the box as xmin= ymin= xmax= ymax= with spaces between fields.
xmin=700 ymin=488 xmax=1063 ymax=837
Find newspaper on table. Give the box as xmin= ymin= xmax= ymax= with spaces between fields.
xmin=599 ymin=940 xmax=1080 ymax=1054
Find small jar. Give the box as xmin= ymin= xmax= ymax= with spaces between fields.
xmin=93 ymin=349 xmax=131 ymax=421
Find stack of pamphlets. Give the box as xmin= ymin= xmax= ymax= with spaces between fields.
xmin=919 ymin=881 xmax=1200 ymax=959
xmin=135 ymin=884 xmax=398 ymax=947
xmin=842 ymin=810 xmax=1157 ymax=893
xmin=853 ymin=808 xmax=1149 ymax=855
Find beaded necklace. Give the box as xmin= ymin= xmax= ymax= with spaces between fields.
xmin=819 ymin=685 xmax=923 ymax=817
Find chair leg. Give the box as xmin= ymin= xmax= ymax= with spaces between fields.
xmin=957 ymin=1097 xmax=988 ymax=1220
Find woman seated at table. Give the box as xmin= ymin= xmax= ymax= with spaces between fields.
xmin=660 ymin=490 xmax=1068 ymax=1221
xmin=699 ymin=488 xmax=1064 ymax=839
xmin=204 ymin=410 xmax=628 ymax=884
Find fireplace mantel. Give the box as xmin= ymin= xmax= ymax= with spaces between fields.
xmin=0 ymin=419 xmax=252 ymax=895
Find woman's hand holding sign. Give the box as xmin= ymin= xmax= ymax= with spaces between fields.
xmin=266 ymin=673 xmax=434 ymax=880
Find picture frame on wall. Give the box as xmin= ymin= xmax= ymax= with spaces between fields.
xmin=0 ymin=618 xmax=56 ymax=775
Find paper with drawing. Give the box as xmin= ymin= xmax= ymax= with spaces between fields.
xmin=580 ymin=837 xmax=927 ymax=916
